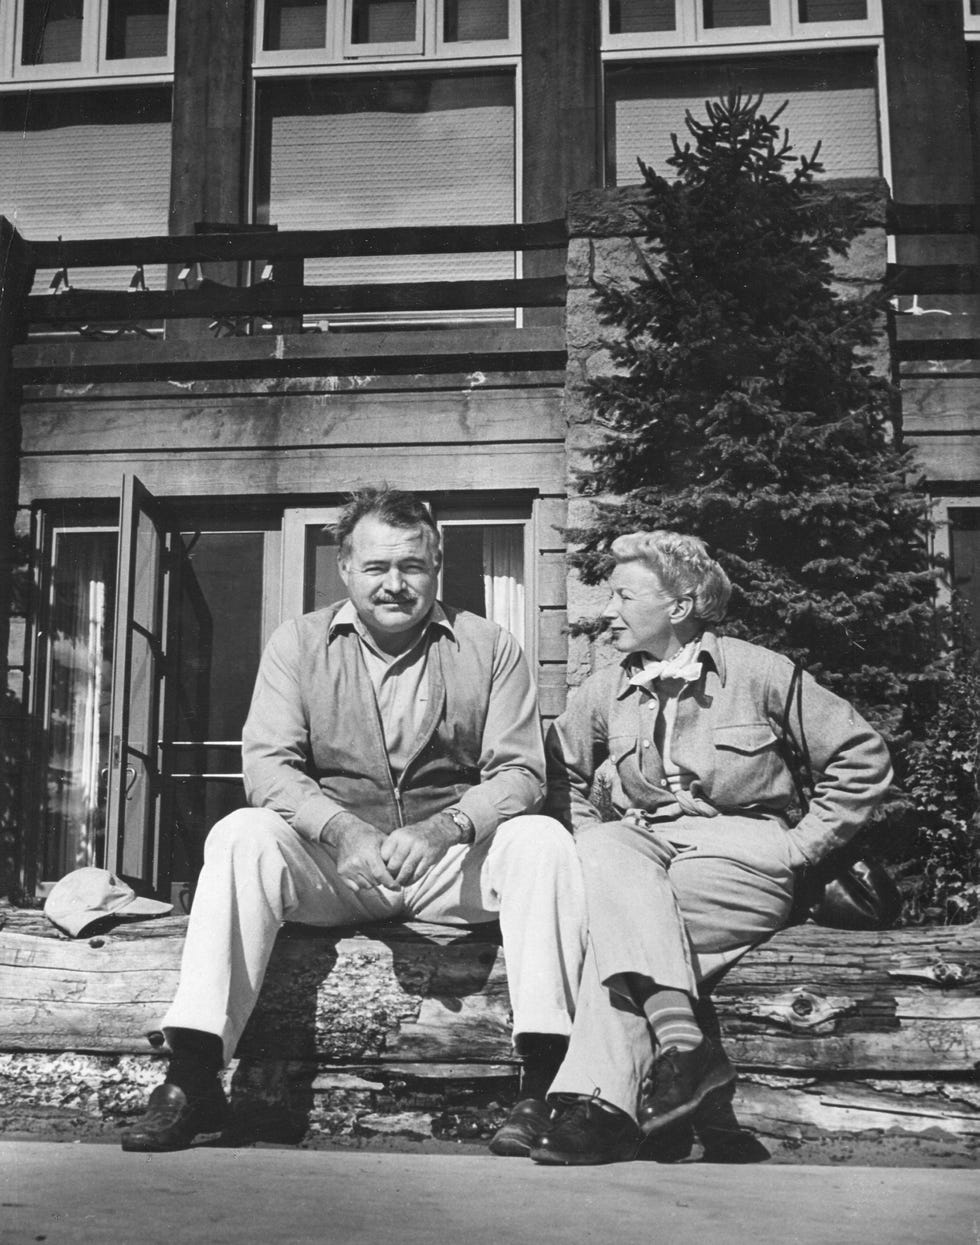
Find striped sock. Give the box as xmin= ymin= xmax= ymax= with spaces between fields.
xmin=642 ymin=988 xmax=702 ymax=1052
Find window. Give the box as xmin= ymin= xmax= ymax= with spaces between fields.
xmin=165 ymin=527 xmax=278 ymax=896
xmin=35 ymin=526 xmax=117 ymax=880
xmin=348 ymin=0 xmax=423 ymax=55
xmin=966 ymin=0 xmax=980 ymax=37
xmin=253 ymin=70 xmax=516 ymax=323
xmin=4 ymin=0 xmax=173 ymax=82
xmin=439 ymin=519 xmax=527 ymax=648
xmin=605 ymin=50 xmax=881 ymax=183
xmin=950 ymin=508 xmax=980 ymax=646
xmin=253 ymin=0 xmax=518 ymax=67
xmin=601 ymin=0 xmax=879 ymax=51
xmin=281 ymin=502 xmax=531 ymax=647
xmin=0 ymin=87 xmax=172 ymax=291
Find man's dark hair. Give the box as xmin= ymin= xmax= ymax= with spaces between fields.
xmin=335 ymin=486 xmax=440 ymax=559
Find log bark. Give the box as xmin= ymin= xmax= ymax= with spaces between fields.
xmin=2 ymin=906 xmax=978 ymax=1160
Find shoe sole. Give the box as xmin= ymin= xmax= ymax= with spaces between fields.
xmin=120 ymin=1127 xmax=224 ymax=1153
xmin=529 ymin=1139 xmax=639 ymax=1167
xmin=639 ymin=1064 xmax=736 ymax=1138
xmin=488 ymin=1135 xmax=534 ymax=1157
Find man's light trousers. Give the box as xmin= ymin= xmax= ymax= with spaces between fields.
xmin=160 ymin=808 xmax=588 ymax=1064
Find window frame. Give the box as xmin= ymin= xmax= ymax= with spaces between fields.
xmin=601 ymin=0 xmax=882 ymax=57
xmin=931 ymin=496 xmax=978 ymax=614
xmin=280 ymin=501 xmax=534 ymax=658
xmin=436 ymin=510 xmax=535 ymax=664
xmin=2 ymin=0 xmax=174 ymax=87
xmin=27 ymin=513 xmax=119 ymax=894
xmin=252 ymin=0 xmax=519 ymax=71
xmin=965 ymin=0 xmax=980 ymax=38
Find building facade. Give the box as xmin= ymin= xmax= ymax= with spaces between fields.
xmin=1 ymin=0 xmax=978 ymax=902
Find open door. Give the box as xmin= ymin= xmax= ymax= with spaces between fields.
xmin=104 ymin=474 xmax=172 ymax=892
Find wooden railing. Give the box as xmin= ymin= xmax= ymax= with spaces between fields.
xmin=10 ymin=218 xmax=569 ymax=382
xmin=23 ymin=220 xmax=568 ymax=327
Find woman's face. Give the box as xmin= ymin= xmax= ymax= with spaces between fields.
xmin=601 ymin=559 xmax=685 ymax=657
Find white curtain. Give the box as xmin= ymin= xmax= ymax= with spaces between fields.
xmin=46 ymin=534 xmax=113 ymax=876
xmin=482 ymin=527 xmax=524 ymax=647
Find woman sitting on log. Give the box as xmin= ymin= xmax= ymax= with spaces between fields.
xmin=530 ymin=530 xmax=893 ymax=1166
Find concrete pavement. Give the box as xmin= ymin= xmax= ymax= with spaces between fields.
xmin=3 ymin=1139 xmax=978 ymax=1245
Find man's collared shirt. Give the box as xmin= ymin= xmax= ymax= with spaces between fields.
xmin=328 ymin=599 xmax=455 ymax=780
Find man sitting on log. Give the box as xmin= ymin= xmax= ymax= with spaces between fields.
xmin=122 ymin=486 xmax=587 ymax=1156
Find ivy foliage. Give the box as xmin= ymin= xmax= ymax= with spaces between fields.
xmin=569 ymin=93 xmax=939 ymax=732
xmin=898 ymin=619 xmax=980 ymax=924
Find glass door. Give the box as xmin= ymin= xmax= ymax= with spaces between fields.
xmin=36 ymin=524 xmax=118 ymax=880
xmin=104 ymin=474 xmax=172 ymax=888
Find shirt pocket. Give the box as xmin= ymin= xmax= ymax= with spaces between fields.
xmin=711 ymin=721 xmax=782 ymax=805
xmin=607 ymin=734 xmax=638 ymax=766
xmin=712 ymin=722 xmax=779 ymax=756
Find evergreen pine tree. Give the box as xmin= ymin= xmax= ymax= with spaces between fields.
xmin=569 ymin=92 xmax=938 ymax=732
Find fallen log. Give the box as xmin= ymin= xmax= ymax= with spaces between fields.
xmin=1 ymin=904 xmax=977 ymax=1163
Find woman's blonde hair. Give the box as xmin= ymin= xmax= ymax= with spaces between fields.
xmin=610 ymin=531 xmax=732 ymax=624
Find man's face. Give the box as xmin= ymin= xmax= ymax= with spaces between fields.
xmin=339 ymin=516 xmax=440 ymax=646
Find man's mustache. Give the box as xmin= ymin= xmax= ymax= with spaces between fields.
xmin=373 ymin=592 xmax=416 ymax=604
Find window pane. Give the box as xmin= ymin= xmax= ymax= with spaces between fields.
xmin=264 ymin=0 xmax=328 ymax=50
xmin=702 ymin=0 xmax=770 ymax=28
xmin=42 ymin=531 xmax=117 ymax=878
xmin=22 ymin=0 xmax=83 ymax=65
xmin=305 ymin=526 xmax=346 ymax=612
xmin=444 ymin=0 xmax=509 ymax=42
xmin=0 ymin=89 xmax=172 ymax=292
xmin=106 ymin=0 xmax=169 ymax=59
xmin=606 ymin=51 xmax=880 ymax=183
xmin=609 ymin=0 xmax=675 ymax=34
xmin=175 ymin=532 xmax=266 ymax=742
xmin=951 ymin=511 xmax=980 ymax=647
xmin=350 ymin=0 xmax=417 ymax=43
xmin=256 ymin=72 xmax=515 ymax=288
xmin=798 ymin=0 xmax=866 ymax=20
xmin=442 ymin=525 xmax=524 ymax=645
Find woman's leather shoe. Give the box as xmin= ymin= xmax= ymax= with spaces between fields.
xmin=488 ymin=1098 xmax=554 ymax=1157
xmin=121 ymin=1081 xmax=228 ymax=1152
xmin=637 ymin=1037 xmax=736 ymax=1136
xmin=529 ymin=1095 xmax=639 ymax=1166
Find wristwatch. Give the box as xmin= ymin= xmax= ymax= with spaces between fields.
xmin=445 ymin=807 xmax=475 ymax=845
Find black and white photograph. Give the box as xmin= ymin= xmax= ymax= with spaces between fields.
xmin=0 ymin=2 xmax=977 ymax=1242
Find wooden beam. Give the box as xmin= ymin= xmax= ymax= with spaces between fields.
xmin=27 ymin=277 xmax=567 ymax=325
xmin=28 ymin=222 xmax=569 ymax=271
xmin=19 ymin=389 xmax=565 ymax=456
xmin=15 ymin=325 xmax=563 ymax=372
xmin=521 ymin=0 xmax=598 ymax=327
xmin=18 ymin=443 xmax=568 ymax=501
xmin=896 ymin=339 xmax=980 ymax=362
xmin=887 ymin=203 xmax=978 ymax=235
xmin=887 ymin=265 xmax=980 ymax=296
xmin=14 ymin=326 xmax=567 ymax=385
